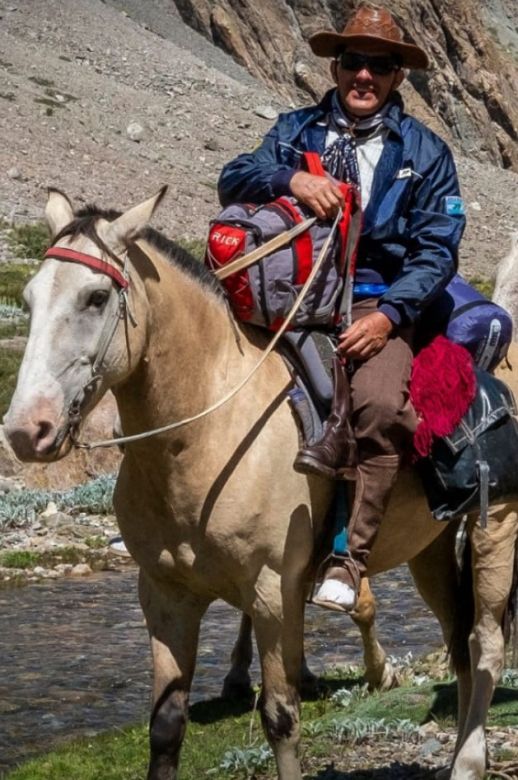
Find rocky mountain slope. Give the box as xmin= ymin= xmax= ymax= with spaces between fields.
xmin=0 ymin=0 xmax=517 ymax=280
xmin=170 ymin=0 xmax=518 ymax=170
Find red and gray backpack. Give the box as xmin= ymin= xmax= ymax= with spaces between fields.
xmin=205 ymin=153 xmax=362 ymax=331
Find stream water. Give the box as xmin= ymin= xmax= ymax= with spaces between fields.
xmin=0 ymin=566 xmax=441 ymax=774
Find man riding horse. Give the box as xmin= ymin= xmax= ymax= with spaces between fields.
xmin=218 ymin=3 xmax=466 ymax=612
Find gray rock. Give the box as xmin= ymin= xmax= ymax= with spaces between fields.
xmin=253 ymin=105 xmax=278 ymax=120
xmin=126 ymin=121 xmax=145 ymax=142
xmin=71 ymin=563 xmax=92 ymax=577
xmin=204 ymin=138 xmax=222 ymax=152
xmin=41 ymin=511 xmax=73 ymax=529
xmin=7 ymin=167 xmax=22 ymax=180
xmin=419 ymin=737 xmax=443 ymax=756
xmin=0 ymin=477 xmax=22 ymax=493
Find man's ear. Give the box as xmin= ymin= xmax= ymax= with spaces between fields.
xmin=330 ymin=59 xmax=338 ymax=85
xmin=393 ymin=69 xmax=406 ymax=89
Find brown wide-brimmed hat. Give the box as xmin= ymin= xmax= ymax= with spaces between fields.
xmin=309 ymin=4 xmax=429 ymax=70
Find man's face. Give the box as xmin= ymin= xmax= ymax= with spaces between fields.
xmin=331 ymin=48 xmax=405 ymax=117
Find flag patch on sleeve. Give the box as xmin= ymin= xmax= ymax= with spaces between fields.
xmin=444 ymin=196 xmax=465 ymax=216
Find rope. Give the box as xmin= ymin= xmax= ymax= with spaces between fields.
xmin=74 ymin=209 xmax=343 ymax=450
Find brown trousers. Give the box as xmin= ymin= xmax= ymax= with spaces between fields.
xmin=348 ymin=298 xmax=418 ymax=460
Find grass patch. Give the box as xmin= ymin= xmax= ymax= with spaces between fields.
xmin=0 ymin=344 xmax=24 ymax=418
xmin=177 ymin=237 xmax=207 ymax=263
xmin=0 ymin=547 xmax=88 ymax=570
xmin=6 ymin=672 xmax=518 ymax=779
xmin=0 ymin=263 xmax=38 ymax=305
xmin=467 ymin=274 xmax=495 ymax=299
xmin=6 ymin=222 xmax=50 ymax=261
xmin=0 ymin=550 xmax=41 ymax=569
xmin=84 ymin=535 xmax=108 ymax=550
xmin=0 ymin=318 xmax=28 ymax=339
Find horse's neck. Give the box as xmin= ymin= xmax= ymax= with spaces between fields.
xmin=115 ymin=245 xmax=276 ymax=439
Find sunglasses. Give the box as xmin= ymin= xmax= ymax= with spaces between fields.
xmin=338 ymin=51 xmax=401 ymax=76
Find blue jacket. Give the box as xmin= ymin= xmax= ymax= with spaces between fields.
xmin=218 ymin=90 xmax=466 ymax=327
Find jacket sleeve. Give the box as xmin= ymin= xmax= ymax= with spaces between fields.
xmin=218 ymin=115 xmax=298 ymax=206
xmin=378 ymin=145 xmax=465 ymax=327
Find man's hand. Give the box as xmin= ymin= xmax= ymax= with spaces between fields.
xmin=289 ymin=171 xmax=344 ymax=220
xmin=338 ymin=312 xmax=394 ymax=360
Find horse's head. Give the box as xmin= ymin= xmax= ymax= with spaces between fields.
xmin=4 ymin=187 xmax=166 ymax=461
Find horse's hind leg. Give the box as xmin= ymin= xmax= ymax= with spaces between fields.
xmin=407 ymin=521 xmax=469 ymax=777
xmin=351 ymin=577 xmax=398 ymax=690
xmin=222 ymin=612 xmax=254 ymax=699
xmin=252 ymin=587 xmax=305 ymax=780
xmin=139 ymin=570 xmax=208 ymax=780
xmin=450 ymin=506 xmax=518 ymax=780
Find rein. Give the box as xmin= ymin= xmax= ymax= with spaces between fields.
xmin=46 ymin=212 xmax=344 ymax=450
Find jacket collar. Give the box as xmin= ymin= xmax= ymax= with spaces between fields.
xmin=314 ymin=89 xmax=404 ymax=133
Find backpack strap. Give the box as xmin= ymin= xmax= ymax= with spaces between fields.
xmin=302 ymin=151 xmax=327 ymax=178
xmin=213 ymin=216 xmax=316 ymax=280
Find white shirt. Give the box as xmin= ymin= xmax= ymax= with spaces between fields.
xmin=325 ymin=125 xmax=387 ymax=209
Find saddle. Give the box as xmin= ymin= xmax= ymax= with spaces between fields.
xmin=281 ymin=332 xmax=518 ymax=526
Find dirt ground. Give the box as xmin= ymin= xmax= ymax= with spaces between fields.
xmin=0 ymin=0 xmax=517 ymax=280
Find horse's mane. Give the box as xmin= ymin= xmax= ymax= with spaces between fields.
xmin=53 ymin=204 xmax=224 ymax=299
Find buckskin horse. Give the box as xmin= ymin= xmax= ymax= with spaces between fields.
xmin=4 ymin=188 xmax=517 ymax=780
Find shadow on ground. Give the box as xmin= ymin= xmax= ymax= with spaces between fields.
xmin=308 ymin=763 xmax=438 ymax=779
xmin=428 ymin=681 xmax=518 ymax=723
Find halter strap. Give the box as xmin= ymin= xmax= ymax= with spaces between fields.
xmin=44 ymin=247 xmax=129 ymax=290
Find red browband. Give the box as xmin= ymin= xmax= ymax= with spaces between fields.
xmin=44 ymin=247 xmax=129 ymax=289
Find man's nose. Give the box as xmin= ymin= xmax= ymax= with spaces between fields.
xmin=355 ymin=67 xmax=373 ymax=80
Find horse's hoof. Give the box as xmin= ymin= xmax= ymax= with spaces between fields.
xmin=365 ymin=663 xmax=400 ymax=692
xmin=221 ymin=675 xmax=254 ymax=701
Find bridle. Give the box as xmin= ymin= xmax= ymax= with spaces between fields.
xmin=43 ymin=210 xmax=344 ymax=450
xmin=43 ymin=245 xmax=133 ymax=442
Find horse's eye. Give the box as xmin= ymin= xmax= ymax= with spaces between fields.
xmin=87 ymin=290 xmax=110 ymax=309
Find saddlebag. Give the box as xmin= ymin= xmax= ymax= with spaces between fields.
xmin=205 ymin=153 xmax=361 ymax=331
xmin=417 ymin=369 xmax=518 ymax=524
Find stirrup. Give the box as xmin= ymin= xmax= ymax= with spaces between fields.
xmin=309 ymin=553 xmax=361 ymax=613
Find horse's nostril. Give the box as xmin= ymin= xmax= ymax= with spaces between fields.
xmin=36 ymin=419 xmax=54 ymax=443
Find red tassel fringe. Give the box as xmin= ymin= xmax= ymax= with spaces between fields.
xmin=410 ymin=335 xmax=477 ymax=459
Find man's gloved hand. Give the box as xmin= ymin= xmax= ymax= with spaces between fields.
xmin=289 ymin=171 xmax=345 ymax=220
xmin=338 ymin=312 xmax=394 ymax=360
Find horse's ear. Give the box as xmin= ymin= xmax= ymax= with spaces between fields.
xmin=45 ymin=188 xmax=74 ymax=238
xmin=103 ymin=186 xmax=167 ymax=252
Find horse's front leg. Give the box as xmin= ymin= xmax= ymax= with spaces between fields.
xmin=451 ymin=505 xmax=518 ymax=780
xmin=351 ymin=577 xmax=398 ymax=690
xmin=252 ymin=581 xmax=305 ymax=780
xmin=139 ymin=569 xmax=208 ymax=780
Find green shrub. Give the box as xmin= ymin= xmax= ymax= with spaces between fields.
xmin=467 ymin=275 xmax=494 ymax=299
xmin=7 ymin=221 xmax=50 ymax=260
xmin=0 ymin=474 xmax=116 ymax=529
xmin=0 ymin=550 xmax=40 ymax=569
xmin=0 ymin=345 xmax=24 ymax=417
xmin=177 ymin=237 xmax=206 ymax=262
xmin=0 ymin=264 xmax=38 ymax=306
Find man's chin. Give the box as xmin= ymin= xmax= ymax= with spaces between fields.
xmin=347 ymin=98 xmax=380 ymax=117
